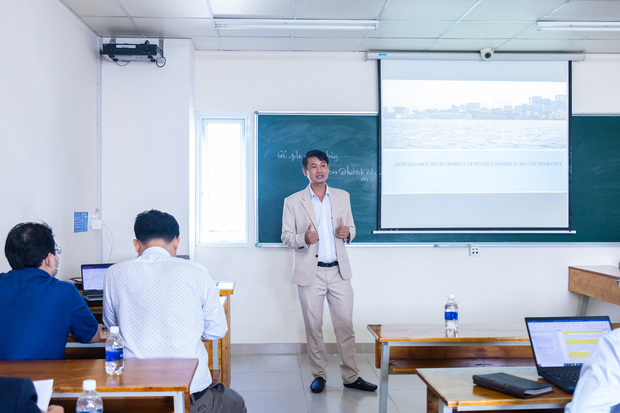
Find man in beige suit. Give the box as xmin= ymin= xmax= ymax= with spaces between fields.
xmin=281 ymin=150 xmax=377 ymax=394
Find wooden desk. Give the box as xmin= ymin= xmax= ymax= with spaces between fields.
xmin=367 ymin=324 xmax=534 ymax=413
xmin=71 ymin=281 xmax=235 ymax=387
xmin=418 ymin=366 xmax=572 ymax=413
xmin=0 ymin=358 xmax=197 ymax=413
xmin=569 ymin=265 xmax=620 ymax=316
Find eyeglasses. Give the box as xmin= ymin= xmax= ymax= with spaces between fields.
xmin=55 ymin=246 xmax=62 ymax=255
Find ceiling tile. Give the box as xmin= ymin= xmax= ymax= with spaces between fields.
xmin=363 ymin=37 xmax=436 ymax=50
xmin=514 ymin=24 xmax=591 ymax=40
xmin=219 ymin=36 xmax=292 ymax=51
xmin=444 ymin=21 xmax=533 ymax=38
xmin=570 ymin=39 xmax=620 ymax=53
xmin=426 ymin=38 xmax=508 ymax=51
xmin=134 ymin=18 xmax=216 ymax=37
xmin=381 ymin=0 xmax=479 ymax=20
xmin=296 ymin=0 xmax=385 ymax=19
xmin=210 ymin=0 xmax=296 ymax=18
xmin=463 ymin=0 xmax=567 ymax=21
xmin=586 ymin=31 xmax=620 ymax=40
xmin=496 ymin=38 xmax=583 ymax=52
xmin=545 ymin=0 xmax=620 ymax=21
xmin=81 ymin=17 xmax=142 ymax=37
xmin=192 ymin=37 xmax=222 ymax=51
xmin=291 ymin=37 xmax=363 ymax=52
xmin=61 ymin=0 xmax=125 ymax=17
xmin=119 ymin=0 xmax=211 ymax=18
xmin=369 ymin=20 xmax=453 ymax=38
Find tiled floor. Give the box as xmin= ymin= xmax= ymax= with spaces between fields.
xmin=229 ymin=353 xmax=427 ymax=413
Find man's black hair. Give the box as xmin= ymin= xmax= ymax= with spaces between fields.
xmin=302 ymin=150 xmax=329 ymax=170
xmin=4 ymin=222 xmax=56 ymax=270
xmin=134 ymin=209 xmax=180 ymax=244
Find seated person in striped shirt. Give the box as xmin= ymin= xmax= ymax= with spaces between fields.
xmin=103 ymin=209 xmax=246 ymax=413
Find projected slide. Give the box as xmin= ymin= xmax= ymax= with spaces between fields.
xmin=380 ymin=60 xmax=569 ymax=230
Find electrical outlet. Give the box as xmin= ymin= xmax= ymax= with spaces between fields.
xmin=469 ymin=246 xmax=479 ymax=256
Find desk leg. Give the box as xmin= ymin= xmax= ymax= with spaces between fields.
xmin=379 ymin=342 xmax=390 ymax=413
xmin=578 ymin=295 xmax=589 ymax=316
xmin=427 ymin=387 xmax=439 ymax=413
xmin=173 ymin=391 xmax=185 ymax=413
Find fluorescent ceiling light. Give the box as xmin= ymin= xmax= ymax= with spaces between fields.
xmin=214 ymin=19 xmax=378 ymax=31
xmin=538 ymin=21 xmax=620 ymax=31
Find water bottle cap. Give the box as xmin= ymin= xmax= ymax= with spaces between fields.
xmin=83 ymin=379 xmax=96 ymax=391
xmin=448 ymin=294 xmax=455 ymax=299
xmin=110 ymin=326 xmax=119 ymax=334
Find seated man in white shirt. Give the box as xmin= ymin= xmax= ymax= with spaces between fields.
xmin=565 ymin=328 xmax=620 ymax=413
xmin=103 ymin=209 xmax=246 ymax=413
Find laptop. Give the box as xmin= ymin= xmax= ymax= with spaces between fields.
xmin=525 ymin=316 xmax=612 ymax=394
xmin=81 ymin=263 xmax=113 ymax=304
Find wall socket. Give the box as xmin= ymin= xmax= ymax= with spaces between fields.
xmin=469 ymin=246 xmax=480 ymax=256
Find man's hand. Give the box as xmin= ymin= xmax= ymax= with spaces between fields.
xmin=42 ymin=406 xmax=64 ymax=413
xmin=336 ymin=217 xmax=350 ymax=239
xmin=305 ymin=223 xmax=319 ymax=244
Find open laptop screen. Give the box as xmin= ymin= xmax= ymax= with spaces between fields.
xmin=526 ymin=316 xmax=612 ymax=368
xmin=81 ymin=264 xmax=112 ymax=292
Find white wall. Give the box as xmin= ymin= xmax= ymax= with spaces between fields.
xmin=101 ymin=39 xmax=195 ymax=261
xmin=194 ymin=52 xmax=620 ymax=345
xmin=0 ymin=0 xmax=99 ymax=277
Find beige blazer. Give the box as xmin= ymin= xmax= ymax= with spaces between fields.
xmin=281 ymin=185 xmax=356 ymax=286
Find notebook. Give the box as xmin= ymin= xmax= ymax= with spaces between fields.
xmin=80 ymin=263 xmax=113 ymax=303
xmin=525 ymin=316 xmax=612 ymax=394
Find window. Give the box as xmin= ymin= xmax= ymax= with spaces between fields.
xmin=196 ymin=113 xmax=248 ymax=244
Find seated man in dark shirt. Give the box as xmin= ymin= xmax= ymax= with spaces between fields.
xmin=0 ymin=377 xmax=64 ymax=413
xmin=0 ymin=222 xmax=100 ymax=360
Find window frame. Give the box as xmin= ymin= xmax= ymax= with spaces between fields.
xmin=195 ymin=112 xmax=249 ymax=246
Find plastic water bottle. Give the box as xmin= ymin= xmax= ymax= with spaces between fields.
xmin=444 ymin=295 xmax=458 ymax=332
xmin=76 ymin=379 xmax=103 ymax=413
xmin=105 ymin=326 xmax=124 ymax=375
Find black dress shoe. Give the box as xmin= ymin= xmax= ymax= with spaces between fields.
xmin=343 ymin=377 xmax=377 ymax=392
xmin=311 ymin=377 xmax=326 ymax=393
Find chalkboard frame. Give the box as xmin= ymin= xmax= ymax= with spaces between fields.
xmin=255 ymin=112 xmax=620 ymax=245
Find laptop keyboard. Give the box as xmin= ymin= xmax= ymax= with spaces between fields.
xmin=545 ymin=371 xmax=580 ymax=389
xmin=85 ymin=294 xmax=103 ymax=301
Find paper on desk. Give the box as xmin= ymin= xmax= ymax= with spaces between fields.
xmin=33 ymin=379 xmax=54 ymax=411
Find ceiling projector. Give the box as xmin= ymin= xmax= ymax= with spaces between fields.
xmin=101 ymin=40 xmax=162 ymax=63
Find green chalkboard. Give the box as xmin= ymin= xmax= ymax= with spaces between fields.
xmin=256 ymin=113 xmax=620 ymax=244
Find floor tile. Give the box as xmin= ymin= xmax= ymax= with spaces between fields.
xmin=240 ymin=390 xmax=308 ymax=413
xmin=230 ymin=371 xmax=304 ymax=392
xmin=389 ymin=389 xmax=427 ymax=413
xmin=305 ymin=386 xmax=400 ymax=413
xmin=231 ymin=354 xmax=301 ymax=373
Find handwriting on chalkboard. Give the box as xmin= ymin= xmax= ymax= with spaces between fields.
xmin=277 ymin=150 xmax=340 ymax=163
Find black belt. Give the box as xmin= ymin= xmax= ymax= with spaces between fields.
xmin=317 ymin=261 xmax=338 ymax=267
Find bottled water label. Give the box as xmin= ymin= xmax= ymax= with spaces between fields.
xmin=77 ymin=410 xmax=103 ymax=413
xmin=106 ymin=348 xmax=123 ymax=362
xmin=445 ymin=311 xmax=458 ymax=320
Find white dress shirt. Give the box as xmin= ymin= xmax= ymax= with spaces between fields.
xmin=565 ymin=328 xmax=620 ymax=413
xmin=309 ymin=184 xmax=338 ymax=263
xmin=103 ymin=247 xmax=227 ymax=393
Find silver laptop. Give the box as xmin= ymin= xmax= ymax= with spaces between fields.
xmin=525 ymin=316 xmax=612 ymax=393
xmin=80 ymin=263 xmax=113 ymax=302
